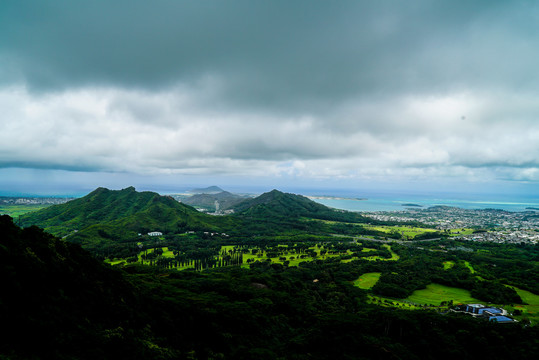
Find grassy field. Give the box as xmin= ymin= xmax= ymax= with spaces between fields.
xmin=448 ymin=228 xmax=475 ymax=236
xmin=385 ymin=244 xmax=399 ymax=260
xmin=117 ymin=242 xmax=399 ymax=271
xmin=509 ymin=286 xmax=539 ymax=325
xmin=0 ymin=204 xmax=50 ymax=217
xmin=342 ymin=244 xmax=399 ymax=263
xmin=463 ymin=261 xmax=475 ymax=274
xmin=405 ymin=283 xmax=481 ymax=306
xmin=353 ymin=272 xmax=381 ymax=289
xmin=363 ymin=225 xmax=437 ymax=239
xmin=443 ymin=261 xmax=455 ymax=270
xmin=367 ymin=295 xmax=421 ymax=310
xmin=240 ymin=244 xmax=354 ymax=268
xmin=105 ymin=258 xmax=128 ymax=266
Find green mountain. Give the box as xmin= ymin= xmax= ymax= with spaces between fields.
xmin=182 ymin=191 xmax=247 ymax=211
xmin=232 ymin=189 xmax=370 ymax=223
xmin=19 ymin=187 xmax=377 ymax=253
xmin=20 ymin=187 xmax=223 ymax=251
xmin=188 ymin=185 xmax=224 ymax=194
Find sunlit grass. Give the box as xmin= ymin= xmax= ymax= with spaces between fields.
xmin=443 ymin=261 xmax=455 ymax=270
xmin=406 ymin=283 xmax=480 ymax=305
xmin=0 ymin=204 xmax=50 ymax=217
xmin=508 ymin=286 xmax=539 ymax=325
xmin=463 ymin=261 xmax=475 ymax=274
xmin=353 ymin=272 xmax=381 ymax=289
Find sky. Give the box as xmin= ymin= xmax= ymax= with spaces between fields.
xmin=1 ymin=0 xmax=539 ymax=197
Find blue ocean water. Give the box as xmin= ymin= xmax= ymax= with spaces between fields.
xmin=310 ymin=194 xmax=539 ymax=212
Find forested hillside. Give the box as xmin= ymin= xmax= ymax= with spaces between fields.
xmin=232 ymin=189 xmax=371 ymax=223
xmin=2 ymin=214 xmax=539 ymax=359
xmin=18 ymin=187 xmax=237 ymax=252
xmin=19 ymin=187 xmax=212 ymax=236
xmin=18 ymin=187 xmax=402 ymax=256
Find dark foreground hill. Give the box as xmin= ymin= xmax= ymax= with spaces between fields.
xmin=2 ymin=215 xmax=539 ymax=360
xmin=0 ymin=215 xmax=149 ymax=359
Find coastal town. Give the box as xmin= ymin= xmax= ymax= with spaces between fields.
xmin=0 ymin=196 xmax=74 ymax=205
xmin=365 ymin=206 xmax=539 ymax=244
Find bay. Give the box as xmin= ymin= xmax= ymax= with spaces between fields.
xmin=311 ymin=195 xmax=539 ymax=212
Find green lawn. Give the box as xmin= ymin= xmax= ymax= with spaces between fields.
xmin=353 ymin=272 xmax=381 ymax=289
xmin=0 ymin=204 xmax=50 ymax=217
xmin=406 ymin=283 xmax=480 ymax=306
xmin=138 ymin=247 xmax=175 ymax=260
xmin=448 ymin=228 xmax=474 ymax=236
xmin=127 ymin=243 xmax=398 ymax=271
xmin=241 ymin=245 xmax=353 ymax=268
xmin=509 ymin=286 xmax=539 ymax=325
xmin=105 ymin=259 xmax=127 ymax=266
xmin=342 ymin=244 xmax=399 ymax=262
xmin=367 ymin=295 xmax=421 ymax=310
xmin=443 ymin=261 xmax=455 ymax=270
xmin=364 ymin=225 xmax=437 ymax=239
xmin=463 ymin=261 xmax=475 ymax=274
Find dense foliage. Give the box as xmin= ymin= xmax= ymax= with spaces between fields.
xmin=232 ymin=189 xmax=371 ymax=223
xmin=2 ymin=215 xmax=539 ymax=359
xmin=19 ymin=188 xmax=408 ymax=258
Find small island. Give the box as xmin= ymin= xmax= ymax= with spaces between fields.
xmin=403 ymin=203 xmax=423 ymax=207
xmin=526 ymin=207 xmax=539 ymax=211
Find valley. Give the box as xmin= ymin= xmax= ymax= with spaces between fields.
xmin=3 ymin=186 xmax=539 ymax=359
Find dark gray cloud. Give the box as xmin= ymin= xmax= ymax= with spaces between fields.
xmin=2 ymin=1 xmax=536 ymax=107
xmin=1 ymin=1 xmax=539 ymax=186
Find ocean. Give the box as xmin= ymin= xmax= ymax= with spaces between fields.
xmin=310 ymin=194 xmax=539 ymax=213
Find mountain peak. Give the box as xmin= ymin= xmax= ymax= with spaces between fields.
xmin=188 ymin=186 xmax=225 ymax=194
xmin=232 ymin=189 xmax=324 ymax=217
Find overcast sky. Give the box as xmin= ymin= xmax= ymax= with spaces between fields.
xmin=1 ymin=0 xmax=539 ymax=196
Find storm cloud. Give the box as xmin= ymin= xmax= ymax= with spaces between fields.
xmin=1 ymin=0 xmax=539 ymax=190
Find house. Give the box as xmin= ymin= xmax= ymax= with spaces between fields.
xmin=461 ymin=304 xmax=515 ymax=323
xmin=465 ymin=304 xmax=484 ymax=314
xmin=488 ymin=315 xmax=515 ymax=323
xmin=148 ymin=231 xmax=163 ymax=236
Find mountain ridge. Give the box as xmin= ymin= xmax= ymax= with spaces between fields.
xmin=232 ymin=189 xmax=370 ymax=223
xmin=20 ymin=187 xmax=221 ymax=250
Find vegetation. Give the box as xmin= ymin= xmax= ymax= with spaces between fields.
xmin=353 ymin=272 xmax=381 ymax=289
xmin=231 ymin=189 xmax=372 ymax=223
xmin=0 ymin=203 xmax=49 ymax=217
xmin=2 ymin=215 xmax=539 ymax=359
xmin=7 ymin=187 xmax=539 ymax=358
xmin=406 ymin=283 xmax=481 ymax=306
xmin=181 ymin=191 xmax=247 ymax=211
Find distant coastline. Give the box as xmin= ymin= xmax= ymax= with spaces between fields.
xmin=311 ymin=196 xmax=539 ymax=213
xmin=307 ymin=196 xmax=367 ymax=201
